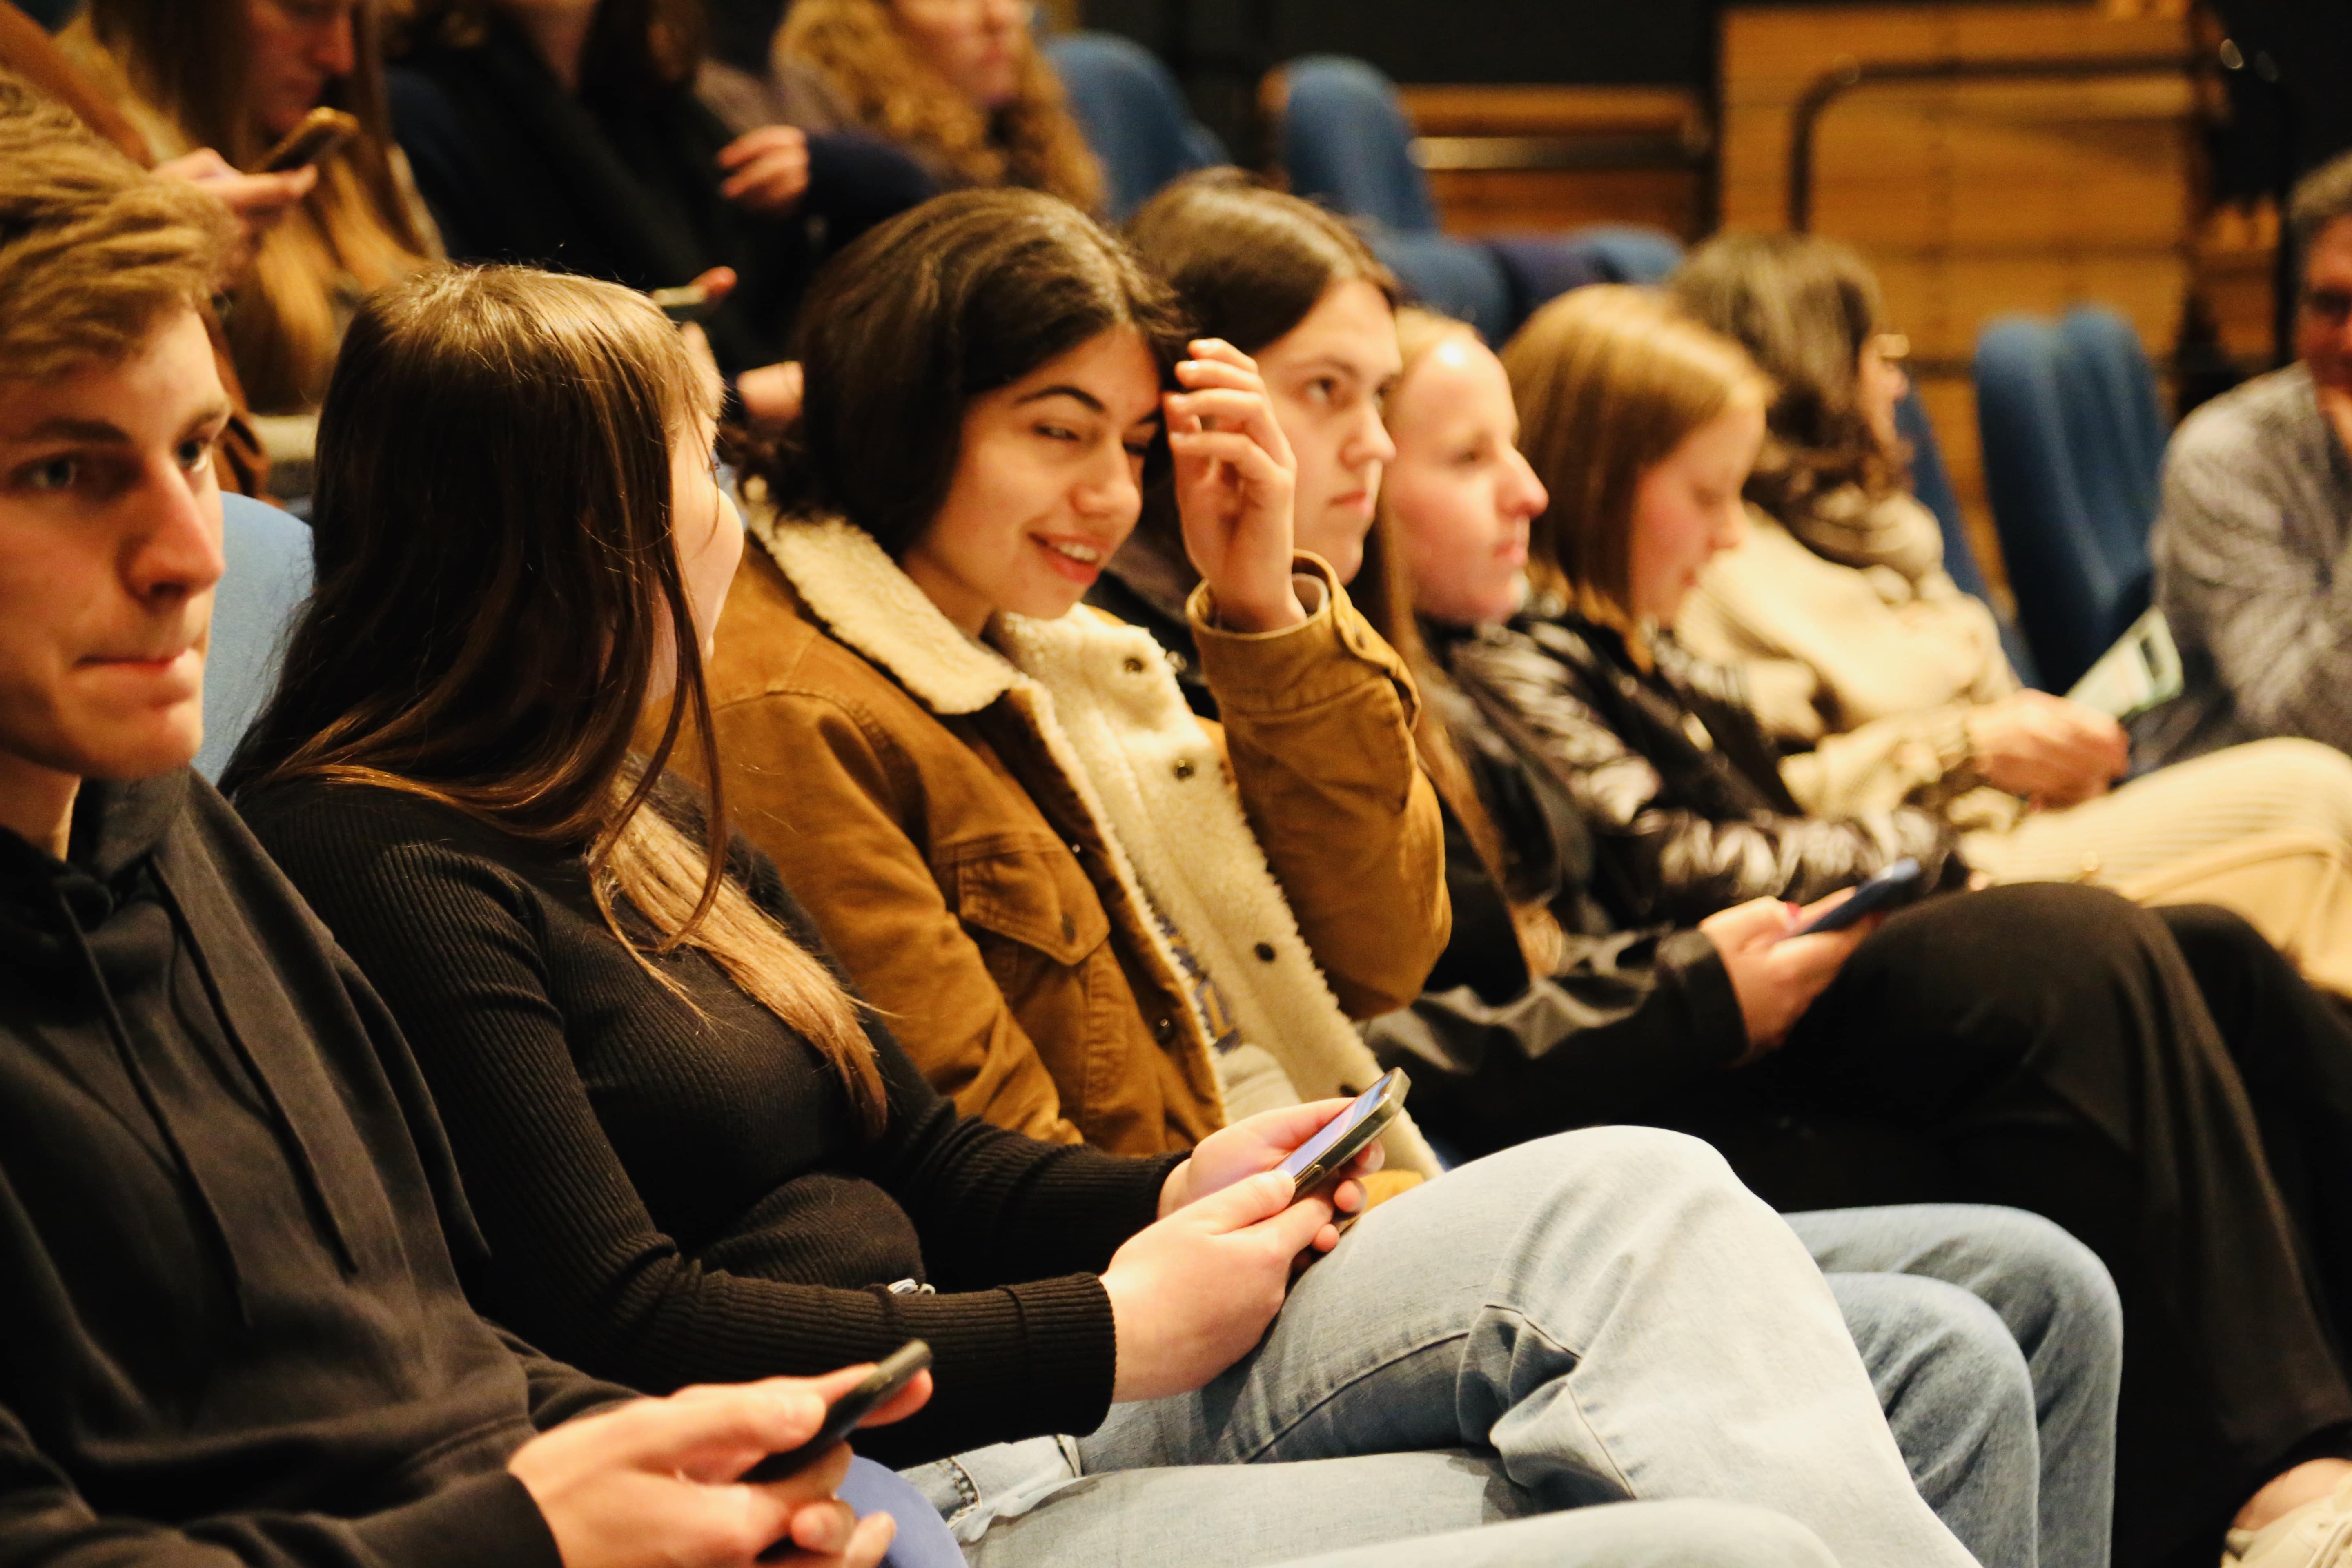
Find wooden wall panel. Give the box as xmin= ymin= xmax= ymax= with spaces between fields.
xmin=1719 ymin=4 xmax=2198 ymax=599
xmin=1396 ymin=85 xmax=1710 ymax=240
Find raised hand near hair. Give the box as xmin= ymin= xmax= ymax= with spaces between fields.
xmin=1964 ymin=690 xmax=2128 ymax=808
xmin=1699 ymin=894 xmax=1873 ymax=1060
xmin=508 ymin=1365 xmax=928 ymax=1568
xmin=1101 ymin=1170 xmax=1336 ymax=1403
xmin=1167 ymin=339 xmax=1305 ymax=633
xmin=717 ymin=125 xmax=812 ymax=216
xmin=154 ymin=148 xmax=315 ymax=277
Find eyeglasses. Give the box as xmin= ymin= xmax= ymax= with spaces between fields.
xmin=2303 ymin=289 xmax=2352 ymax=327
xmin=896 ymin=0 xmax=1036 ymax=20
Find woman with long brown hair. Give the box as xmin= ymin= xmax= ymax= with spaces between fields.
xmin=225 ymin=258 xmax=2000 ymax=1568
xmin=61 ymin=0 xmax=438 ymax=419
xmin=1668 ymin=230 xmax=2352 ymax=1000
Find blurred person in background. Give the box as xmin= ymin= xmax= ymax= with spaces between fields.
xmin=1477 ymin=281 xmax=2352 ymax=1568
xmin=759 ymin=0 xmax=1100 ymax=211
xmin=60 ymin=0 xmax=439 ymax=434
xmin=389 ymin=0 xmax=925 ymax=427
xmin=2147 ymin=151 xmax=2352 ymax=771
xmin=1669 ymin=230 xmax=2352 ymax=1002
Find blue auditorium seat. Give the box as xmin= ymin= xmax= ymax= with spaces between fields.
xmin=1894 ymin=389 xmax=2041 ymax=688
xmin=1273 ymin=54 xmax=1514 ymax=343
xmin=1273 ymin=54 xmax=1683 ymax=343
xmin=1044 ymin=32 xmax=1224 ymax=221
xmin=198 ymin=492 xmax=313 ymax=781
xmin=1973 ymin=307 xmax=2163 ymax=693
xmin=840 ymin=1458 xmax=966 ymax=1568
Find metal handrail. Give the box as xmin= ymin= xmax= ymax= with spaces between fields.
xmin=1786 ymin=53 xmax=2197 ymax=230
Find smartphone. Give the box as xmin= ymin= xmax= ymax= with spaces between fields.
xmin=650 ymin=283 xmax=718 ymax=324
xmin=258 ymin=107 xmax=359 ymax=174
xmin=2067 ymin=607 xmax=2183 ymax=723
xmin=1276 ymin=1069 xmax=1409 ymax=1198
xmin=741 ymin=1341 xmax=932 ymax=1483
xmin=1781 ymin=858 xmax=1925 ymax=941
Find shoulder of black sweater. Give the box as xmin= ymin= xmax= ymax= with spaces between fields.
xmin=0 ymin=771 xmax=628 ymax=1567
xmin=234 ymin=771 xmax=1186 ymax=1462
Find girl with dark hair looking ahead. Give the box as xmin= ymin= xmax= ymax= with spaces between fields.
xmin=1094 ymin=173 xmax=2137 ymax=1568
xmin=229 ymin=250 xmax=2004 ymax=1568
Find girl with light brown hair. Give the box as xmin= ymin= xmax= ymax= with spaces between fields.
xmin=1668 ymin=230 xmax=2352 ymax=1005
xmin=61 ymin=0 xmax=438 ymax=419
xmin=770 ymin=0 xmax=1101 ymax=210
xmin=1439 ymin=278 xmax=2352 ymax=1568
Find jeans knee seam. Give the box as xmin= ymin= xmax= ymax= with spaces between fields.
xmin=1235 ymin=1326 xmax=1474 ymax=1463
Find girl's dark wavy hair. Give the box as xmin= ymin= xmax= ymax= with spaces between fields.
xmin=1668 ymin=231 xmax=1907 ymax=518
xmin=739 ymin=187 xmax=1190 ymax=551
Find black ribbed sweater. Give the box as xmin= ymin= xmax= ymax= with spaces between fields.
xmin=239 ymin=781 xmax=1178 ymax=1467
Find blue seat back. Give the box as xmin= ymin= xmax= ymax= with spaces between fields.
xmin=1895 ymin=389 xmax=2042 ymax=688
xmin=1044 ymin=33 xmax=1224 ymax=221
xmin=2054 ymin=305 xmax=2165 ymax=568
xmin=1277 ymin=55 xmax=1439 ymax=235
xmin=198 ymin=492 xmax=312 ymax=781
xmin=1368 ymin=230 xmax=1514 ymax=347
xmin=1565 ymin=224 xmax=1686 ymax=285
xmin=1973 ymin=314 xmax=2156 ymax=692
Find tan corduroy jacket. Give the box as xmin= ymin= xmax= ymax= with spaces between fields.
xmin=687 ymin=510 xmax=1447 ymax=1175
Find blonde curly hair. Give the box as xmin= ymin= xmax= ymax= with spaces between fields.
xmin=779 ymin=0 xmax=1102 ymax=212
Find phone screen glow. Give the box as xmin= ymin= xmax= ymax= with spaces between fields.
xmin=1276 ymin=1073 xmax=1392 ymax=1180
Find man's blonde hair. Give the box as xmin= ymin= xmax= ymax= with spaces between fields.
xmin=0 ymin=72 xmax=232 ymax=383
xmin=1501 ymin=285 xmax=1771 ymax=650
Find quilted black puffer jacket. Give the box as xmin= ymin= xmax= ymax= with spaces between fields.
xmin=1446 ymin=601 xmax=1966 ymax=929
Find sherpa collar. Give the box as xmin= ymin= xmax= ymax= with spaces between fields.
xmin=747 ymin=504 xmax=1022 ymax=717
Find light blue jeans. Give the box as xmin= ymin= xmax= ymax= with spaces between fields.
xmin=906 ymin=1128 xmax=2118 ymax=1566
xmin=1794 ymin=1205 xmax=2120 ymax=1568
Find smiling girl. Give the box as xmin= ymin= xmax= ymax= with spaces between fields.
xmin=694 ymin=188 xmax=1448 ymax=1170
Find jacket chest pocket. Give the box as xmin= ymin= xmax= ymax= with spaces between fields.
xmin=950 ymin=844 xmax=1114 ymax=967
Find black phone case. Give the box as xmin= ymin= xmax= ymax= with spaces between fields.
xmin=742 ymin=1341 xmax=931 ymax=1483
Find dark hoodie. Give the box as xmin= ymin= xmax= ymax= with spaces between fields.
xmin=0 ymin=767 xmax=628 ymax=1566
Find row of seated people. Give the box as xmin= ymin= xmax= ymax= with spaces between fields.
xmin=19 ymin=46 xmax=2352 ymax=1568
xmin=0 ymin=0 xmax=1171 ymax=488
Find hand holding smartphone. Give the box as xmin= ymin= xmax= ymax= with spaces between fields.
xmin=741 ymin=1341 xmax=932 ymax=1483
xmin=1276 ymin=1069 xmax=1408 ymax=1198
xmin=1777 ymin=858 xmax=1925 ymax=942
xmin=257 ymin=107 xmax=360 ymax=174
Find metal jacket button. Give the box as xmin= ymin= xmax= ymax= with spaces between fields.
xmin=1172 ymin=757 xmax=1196 ymax=780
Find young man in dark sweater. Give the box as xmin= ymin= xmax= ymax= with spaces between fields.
xmin=0 ymin=76 xmax=915 ymax=1568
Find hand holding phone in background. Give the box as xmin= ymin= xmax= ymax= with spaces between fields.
xmin=153 ymin=148 xmax=316 ymax=278
xmin=1701 ymin=892 xmax=1872 ymax=1058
